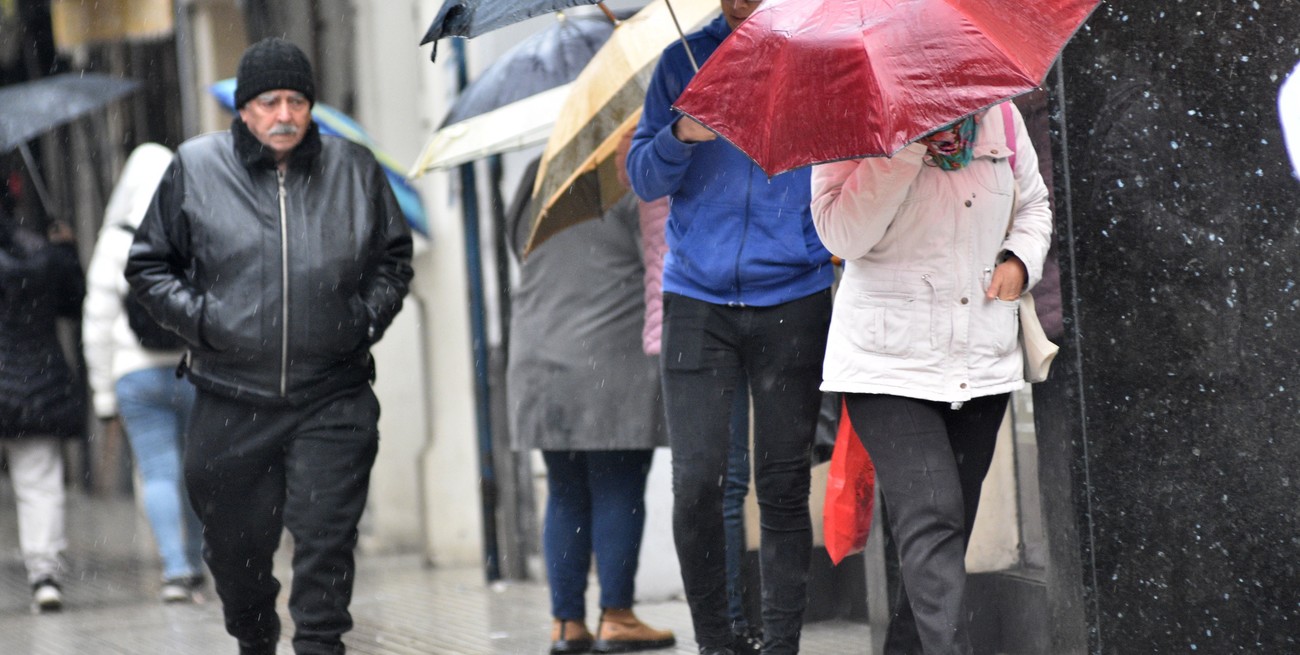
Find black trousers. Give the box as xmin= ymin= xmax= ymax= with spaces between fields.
xmin=844 ymin=393 xmax=1008 ymax=655
xmin=660 ymin=290 xmax=831 ymax=654
xmin=185 ymin=384 xmax=380 ymax=655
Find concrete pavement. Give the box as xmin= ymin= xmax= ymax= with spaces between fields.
xmin=0 ymin=487 xmax=870 ymax=654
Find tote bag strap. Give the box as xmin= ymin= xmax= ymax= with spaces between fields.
xmin=1000 ymin=102 xmax=1017 ymax=170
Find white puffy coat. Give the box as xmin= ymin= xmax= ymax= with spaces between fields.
xmin=810 ymin=103 xmax=1053 ymax=403
xmin=82 ymin=143 xmax=183 ymax=418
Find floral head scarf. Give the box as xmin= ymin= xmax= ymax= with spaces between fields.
xmin=921 ymin=115 xmax=978 ymax=171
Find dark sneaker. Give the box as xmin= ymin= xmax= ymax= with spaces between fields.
xmin=731 ymin=627 xmax=763 ymax=655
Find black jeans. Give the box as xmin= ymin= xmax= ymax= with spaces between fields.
xmin=185 ymin=384 xmax=381 ymax=655
xmin=661 ymin=290 xmax=831 ymax=654
xmin=844 ymin=393 xmax=1008 ymax=655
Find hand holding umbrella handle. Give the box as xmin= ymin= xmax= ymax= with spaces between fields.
xmin=673 ymin=116 xmax=717 ymax=143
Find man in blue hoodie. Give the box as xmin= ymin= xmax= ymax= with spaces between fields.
xmin=625 ymin=2 xmax=834 ymax=653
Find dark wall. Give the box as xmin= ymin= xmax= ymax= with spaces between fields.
xmin=1056 ymin=3 xmax=1300 ymax=652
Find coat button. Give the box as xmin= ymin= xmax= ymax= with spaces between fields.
xmin=960 ymin=383 xmax=968 ymax=389
xmin=965 ymin=199 xmax=972 ymax=207
xmin=991 ymin=149 xmax=999 ymax=155
xmin=960 ymin=297 xmax=969 ymax=304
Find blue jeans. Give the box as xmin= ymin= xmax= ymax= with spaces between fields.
xmin=116 ymin=366 xmax=203 ymax=580
xmin=542 ymin=450 xmax=654 ymax=620
xmin=661 ymin=290 xmax=831 ymax=654
xmin=723 ymin=369 xmax=751 ymax=633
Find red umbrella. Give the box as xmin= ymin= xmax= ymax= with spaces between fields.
xmin=673 ymin=0 xmax=1101 ymax=176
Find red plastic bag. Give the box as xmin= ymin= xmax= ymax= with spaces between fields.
xmin=823 ymin=398 xmax=876 ymax=566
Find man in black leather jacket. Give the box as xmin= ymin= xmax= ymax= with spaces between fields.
xmin=126 ymin=38 xmax=413 ymax=655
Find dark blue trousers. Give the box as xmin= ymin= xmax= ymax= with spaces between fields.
xmin=543 ymin=449 xmax=654 ymax=620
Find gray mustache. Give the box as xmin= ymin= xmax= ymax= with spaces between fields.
xmin=268 ymin=124 xmax=299 ymax=136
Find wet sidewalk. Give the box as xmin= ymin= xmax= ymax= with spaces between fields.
xmin=0 ymin=489 xmax=870 ymax=654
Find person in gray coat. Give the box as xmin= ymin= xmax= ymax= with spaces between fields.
xmin=506 ymin=155 xmax=674 ymax=655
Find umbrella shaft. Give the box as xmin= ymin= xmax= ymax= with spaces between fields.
xmin=18 ymin=143 xmax=58 ymax=220
xmin=664 ymin=0 xmax=699 ymax=72
xmin=596 ymin=2 xmax=619 ymax=25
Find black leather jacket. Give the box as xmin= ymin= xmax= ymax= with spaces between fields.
xmin=126 ymin=119 xmax=414 ymax=405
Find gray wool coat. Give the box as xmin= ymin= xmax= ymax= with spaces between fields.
xmin=506 ymin=189 xmax=665 ymax=452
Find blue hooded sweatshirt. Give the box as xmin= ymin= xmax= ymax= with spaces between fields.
xmin=626 ymin=15 xmax=833 ymax=307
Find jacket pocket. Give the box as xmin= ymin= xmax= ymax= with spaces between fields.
xmin=845 ymin=289 xmax=917 ymax=358
xmin=308 ymin=294 xmax=370 ymax=356
xmin=986 ymin=297 xmax=1020 ymax=357
xmin=971 ymin=158 xmax=1013 ymax=196
xmin=343 ymin=296 xmax=372 ymax=351
xmin=198 ymin=293 xmax=231 ymax=352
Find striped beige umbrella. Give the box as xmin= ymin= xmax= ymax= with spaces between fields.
xmin=523 ymin=0 xmax=717 ymax=255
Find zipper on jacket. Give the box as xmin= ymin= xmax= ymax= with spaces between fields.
xmin=922 ymin=273 xmax=939 ymax=349
xmin=277 ymin=168 xmax=289 ymax=397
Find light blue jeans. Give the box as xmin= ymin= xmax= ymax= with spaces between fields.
xmin=116 ymin=366 xmax=204 ymax=580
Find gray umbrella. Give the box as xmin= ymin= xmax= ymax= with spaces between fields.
xmin=440 ymin=12 xmax=620 ymax=127
xmin=421 ymin=0 xmax=613 ymax=61
xmin=0 ymin=73 xmax=141 ymax=153
xmin=0 ymin=73 xmax=141 ymax=217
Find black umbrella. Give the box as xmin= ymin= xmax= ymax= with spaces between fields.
xmin=441 ymin=13 xmax=619 ymax=127
xmin=421 ymin=0 xmax=615 ymax=61
xmin=0 ymin=73 xmax=141 ymax=218
xmin=0 ymin=73 xmax=141 ymax=153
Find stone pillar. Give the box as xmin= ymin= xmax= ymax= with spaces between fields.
xmin=1049 ymin=3 xmax=1300 ymax=651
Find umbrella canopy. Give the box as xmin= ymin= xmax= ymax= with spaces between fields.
xmin=412 ymin=84 xmax=572 ymax=175
xmin=421 ymin=0 xmax=610 ymax=61
xmin=410 ymin=13 xmax=620 ymax=176
xmin=210 ymin=78 xmax=429 ymax=237
xmin=523 ymin=0 xmax=718 ymax=254
xmin=674 ymin=0 xmax=1102 ymax=176
xmin=443 ymin=13 xmax=616 ymax=126
xmin=0 ymin=73 xmax=141 ymax=152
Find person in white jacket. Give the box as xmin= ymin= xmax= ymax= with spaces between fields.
xmin=82 ymin=143 xmax=204 ymax=603
xmin=1279 ymin=59 xmax=1300 ymax=178
xmin=810 ymin=102 xmax=1052 ymax=655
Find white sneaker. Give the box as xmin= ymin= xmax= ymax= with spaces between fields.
xmin=31 ymin=578 xmax=62 ymax=612
xmin=160 ymin=579 xmax=193 ymax=603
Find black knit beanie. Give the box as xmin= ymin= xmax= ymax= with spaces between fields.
xmin=234 ymin=37 xmax=316 ymax=108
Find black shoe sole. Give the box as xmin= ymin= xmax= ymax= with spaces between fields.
xmin=591 ymin=637 xmax=676 ymax=653
xmin=551 ymin=638 xmax=594 ymax=655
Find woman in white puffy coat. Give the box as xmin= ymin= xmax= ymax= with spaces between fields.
xmin=810 ymin=102 xmax=1052 ymax=654
xmin=82 ymin=143 xmax=204 ymax=603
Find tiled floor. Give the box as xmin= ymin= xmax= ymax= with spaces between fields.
xmin=0 ymin=489 xmax=871 ymax=654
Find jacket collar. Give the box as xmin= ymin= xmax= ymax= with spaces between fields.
xmin=231 ymin=117 xmax=322 ymax=171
